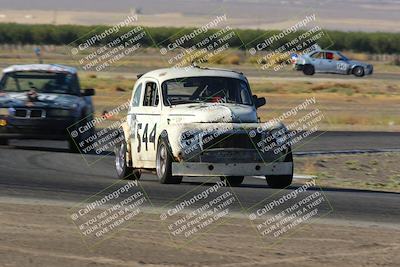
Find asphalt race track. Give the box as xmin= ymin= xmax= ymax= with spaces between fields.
xmin=0 ymin=131 xmax=399 ymax=226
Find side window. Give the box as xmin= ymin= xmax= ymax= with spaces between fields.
xmin=143 ymin=82 xmax=159 ymax=107
xmin=332 ymin=53 xmax=342 ymax=61
xmin=132 ymin=83 xmax=142 ymax=107
xmin=310 ymin=52 xmax=323 ymax=59
xmin=325 ymin=52 xmax=334 ymax=60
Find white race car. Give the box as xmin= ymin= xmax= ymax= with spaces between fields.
xmin=115 ymin=67 xmax=293 ymax=188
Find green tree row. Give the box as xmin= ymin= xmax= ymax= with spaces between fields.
xmin=0 ymin=23 xmax=399 ymax=54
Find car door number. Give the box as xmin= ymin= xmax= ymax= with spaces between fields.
xmin=137 ymin=123 xmax=157 ymax=152
xmin=336 ymin=62 xmax=347 ymax=71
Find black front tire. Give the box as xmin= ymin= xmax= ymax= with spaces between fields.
xmin=115 ymin=137 xmax=141 ymax=180
xmin=156 ymin=139 xmax=182 ymax=184
xmin=266 ymin=175 xmax=293 ymax=189
xmin=220 ymin=176 xmax=244 ymax=187
xmin=352 ymin=66 xmax=365 ymax=77
xmin=303 ymin=64 xmax=315 ymax=75
xmin=266 ymin=151 xmax=293 ymax=189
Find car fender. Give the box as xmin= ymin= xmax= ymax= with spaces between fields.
xmin=120 ymin=121 xmax=133 ymax=163
xmin=349 ymin=64 xmax=364 ymax=71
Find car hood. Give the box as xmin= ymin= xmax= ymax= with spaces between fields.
xmin=0 ymin=92 xmax=79 ymax=109
xmin=166 ymin=103 xmax=258 ymax=123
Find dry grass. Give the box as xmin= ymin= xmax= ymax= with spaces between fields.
xmin=295 ymin=153 xmax=400 ymax=192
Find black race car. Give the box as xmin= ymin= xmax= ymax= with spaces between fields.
xmin=0 ymin=64 xmax=95 ymax=152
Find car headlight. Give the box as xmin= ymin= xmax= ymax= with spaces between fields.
xmin=48 ymin=109 xmax=72 ymax=117
xmin=0 ymin=108 xmax=9 ymax=116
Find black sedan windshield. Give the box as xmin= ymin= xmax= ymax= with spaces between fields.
xmin=0 ymin=71 xmax=79 ymax=95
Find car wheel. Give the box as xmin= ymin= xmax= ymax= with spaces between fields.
xmin=115 ymin=137 xmax=141 ymax=180
xmin=352 ymin=66 xmax=365 ymax=77
xmin=0 ymin=139 xmax=8 ymax=146
xmin=156 ymin=139 xmax=182 ymax=184
xmin=265 ymin=151 xmax=293 ymax=189
xmin=302 ymin=64 xmax=315 ymax=75
xmin=266 ymin=175 xmax=293 ymax=189
xmin=220 ymin=176 xmax=244 ymax=187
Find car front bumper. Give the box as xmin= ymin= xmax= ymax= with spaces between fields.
xmin=0 ymin=116 xmax=76 ymax=140
xmin=365 ymin=65 xmax=373 ymax=75
xmin=172 ymin=162 xmax=293 ymax=176
xmin=294 ymin=64 xmax=304 ymax=71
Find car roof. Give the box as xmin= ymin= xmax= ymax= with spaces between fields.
xmin=2 ymin=64 xmax=77 ymax=74
xmin=309 ymin=50 xmax=340 ymax=54
xmin=139 ymin=67 xmax=247 ymax=84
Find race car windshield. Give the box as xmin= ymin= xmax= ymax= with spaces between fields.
xmin=162 ymin=77 xmax=253 ymax=106
xmin=337 ymin=52 xmax=349 ymax=61
xmin=0 ymin=71 xmax=79 ymax=95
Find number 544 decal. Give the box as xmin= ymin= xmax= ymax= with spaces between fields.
xmin=137 ymin=123 xmax=157 ymax=152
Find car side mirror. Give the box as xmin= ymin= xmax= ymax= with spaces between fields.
xmin=253 ymin=95 xmax=266 ymax=108
xmin=82 ymin=88 xmax=95 ymax=96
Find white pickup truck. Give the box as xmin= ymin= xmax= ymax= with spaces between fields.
xmin=115 ymin=67 xmax=293 ymax=188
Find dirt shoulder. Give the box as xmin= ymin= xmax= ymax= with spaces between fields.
xmin=0 ymin=201 xmax=399 ymax=267
xmin=295 ymin=152 xmax=400 ymax=192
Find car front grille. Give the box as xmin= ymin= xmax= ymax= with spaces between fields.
xmin=202 ymin=132 xmax=256 ymax=150
xmin=13 ymin=108 xmax=46 ymax=119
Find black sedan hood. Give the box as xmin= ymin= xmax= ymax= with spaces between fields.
xmin=0 ymin=92 xmax=80 ymax=109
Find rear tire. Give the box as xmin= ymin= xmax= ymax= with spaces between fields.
xmin=352 ymin=66 xmax=365 ymax=77
xmin=156 ymin=139 xmax=182 ymax=184
xmin=115 ymin=136 xmax=141 ymax=180
xmin=266 ymin=151 xmax=293 ymax=189
xmin=302 ymin=64 xmax=315 ymax=75
xmin=220 ymin=176 xmax=244 ymax=187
